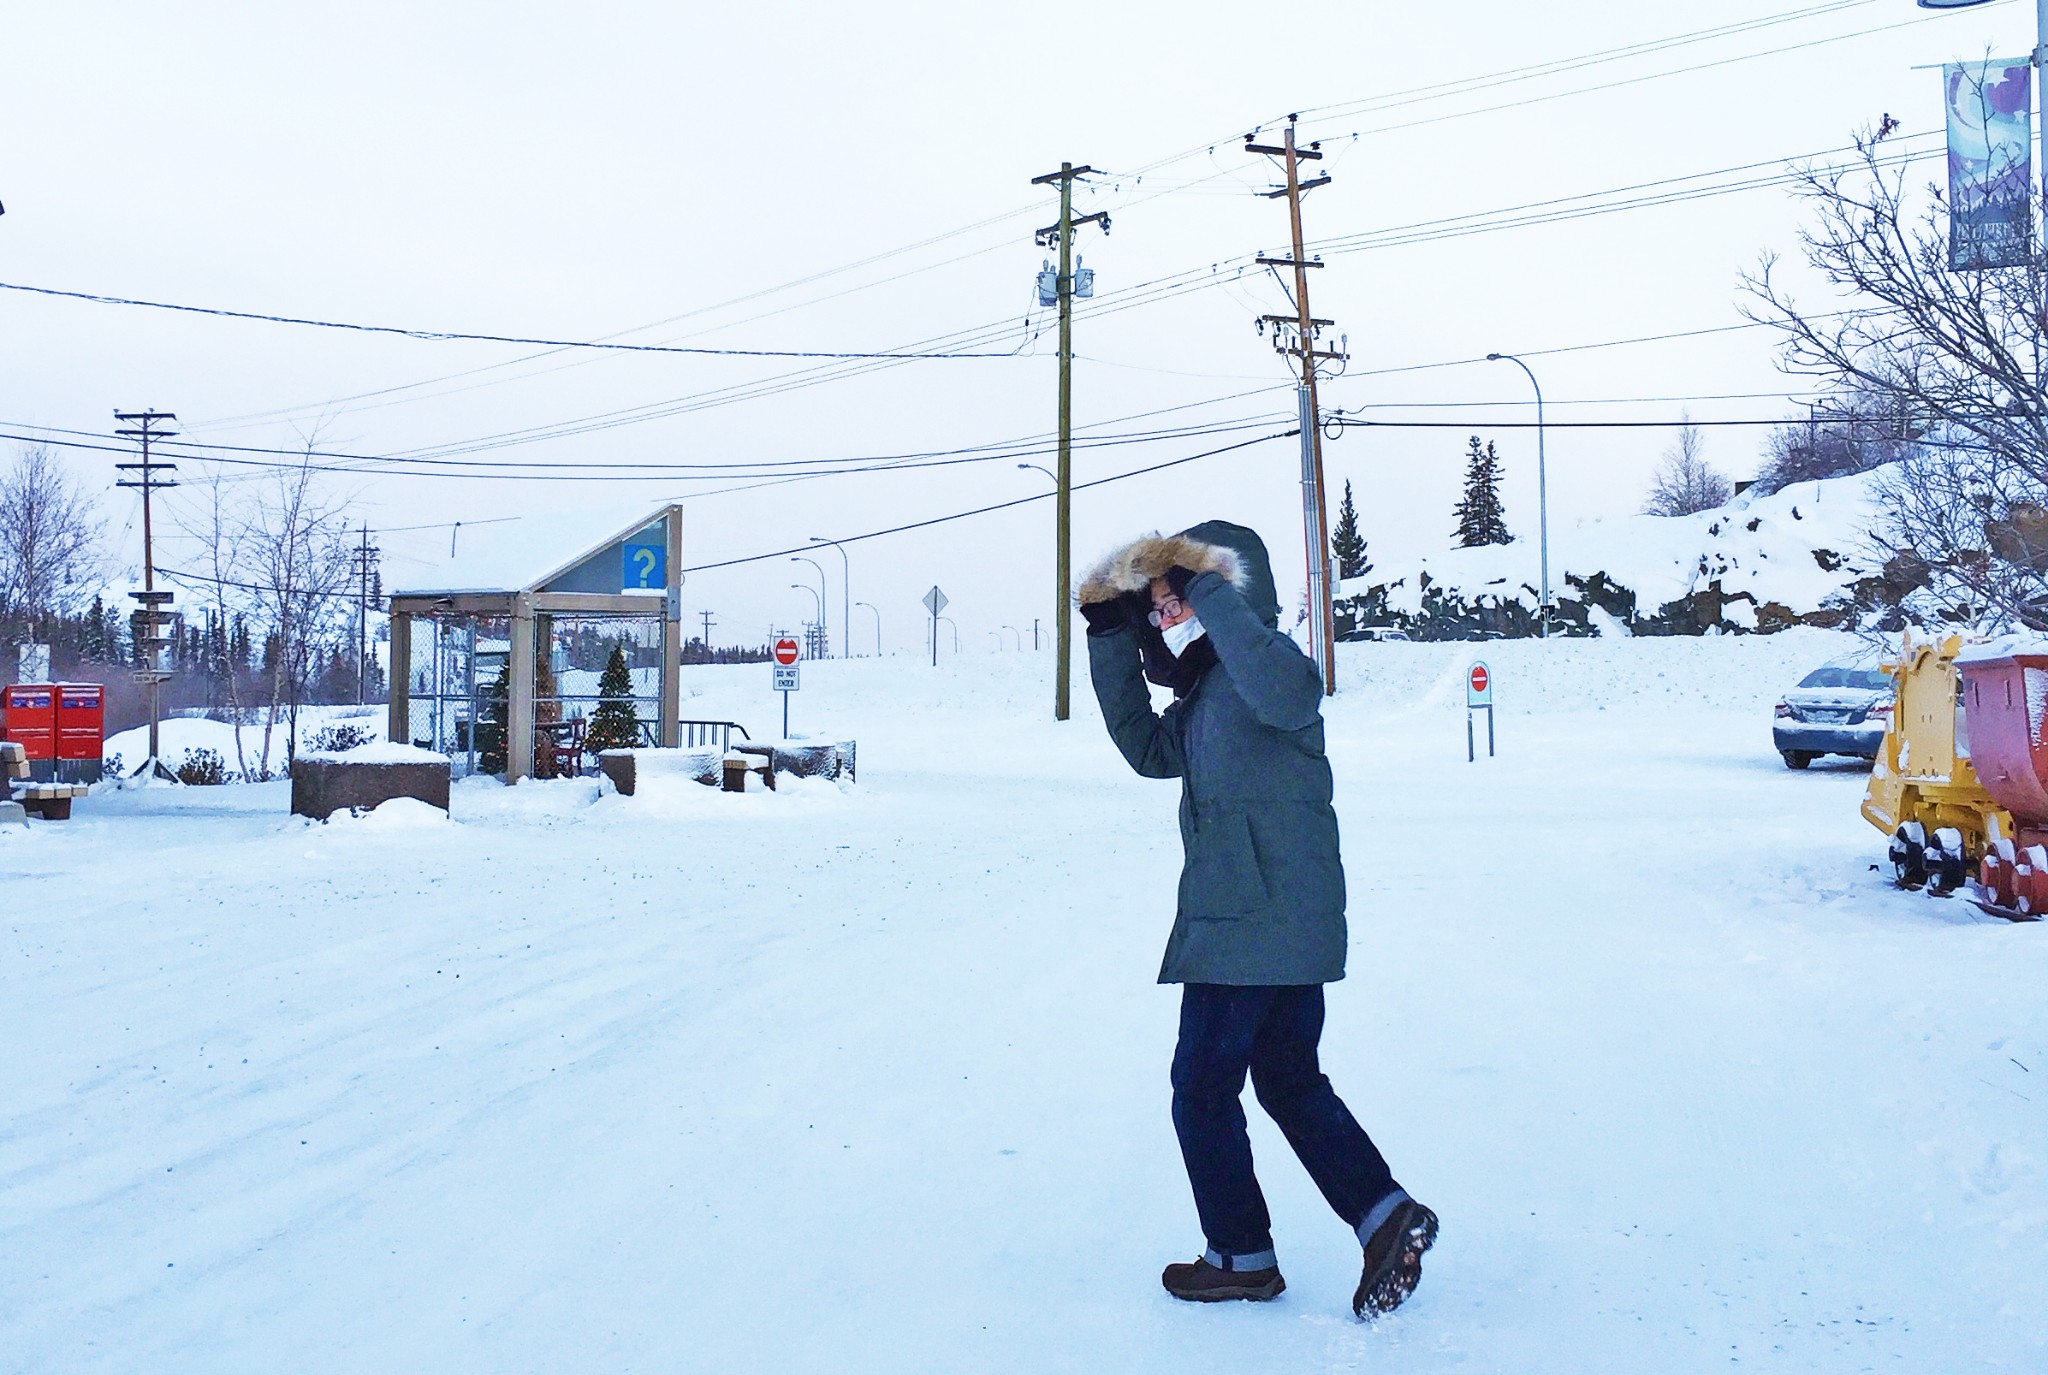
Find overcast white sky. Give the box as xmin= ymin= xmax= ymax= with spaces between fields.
xmin=4 ymin=0 xmax=2034 ymax=654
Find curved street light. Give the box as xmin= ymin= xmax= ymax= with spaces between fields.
xmin=808 ymin=536 xmax=850 ymax=658
xmin=1486 ymin=351 xmax=1550 ymax=638
xmin=790 ymin=556 xmax=828 ymax=656
xmin=937 ymin=615 xmax=960 ymax=652
xmin=1001 ymin=624 xmax=1021 ymax=650
xmin=790 ymin=582 xmax=822 ymax=646
xmin=855 ymin=600 xmax=882 ymax=657
xmin=1017 ymin=462 xmax=1058 ymax=484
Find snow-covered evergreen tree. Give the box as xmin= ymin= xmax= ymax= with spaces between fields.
xmin=476 ymin=660 xmax=511 ymax=776
xmin=585 ymin=643 xmax=640 ymax=754
xmin=1331 ymin=480 xmax=1371 ymax=580
xmin=1453 ymin=437 xmax=1512 ymax=548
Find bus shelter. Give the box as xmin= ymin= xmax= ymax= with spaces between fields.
xmin=388 ymin=505 xmax=683 ymax=782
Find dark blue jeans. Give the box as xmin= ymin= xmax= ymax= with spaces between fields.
xmin=1171 ymin=982 xmax=1398 ymax=1266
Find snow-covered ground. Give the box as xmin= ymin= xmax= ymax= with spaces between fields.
xmin=5 ymin=631 xmax=2044 ymax=1373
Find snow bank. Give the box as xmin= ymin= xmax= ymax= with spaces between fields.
xmin=103 ymin=706 xmax=388 ymax=770
xmin=319 ymin=795 xmax=450 ymax=829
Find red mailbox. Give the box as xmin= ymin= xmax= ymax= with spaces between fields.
xmin=2 ymin=683 xmax=106 ymax=782
xmin=1 ymin=684 xmax=56 ymax=761
xmin=56 ymin=685 xmax=105 ymax=763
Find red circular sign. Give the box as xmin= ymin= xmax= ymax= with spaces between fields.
xmin=773 ymin=637 xmax=801 ymax=666
xmin=1469 ymin=665 xmax=1490 ymax=693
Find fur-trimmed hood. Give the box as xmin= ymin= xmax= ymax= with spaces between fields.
xmin=1078 ymin=520 xmax=1281 ymax=629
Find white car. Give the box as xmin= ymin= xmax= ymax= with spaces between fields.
xmin=1772 ymin=662 xmax=1893 ymax=769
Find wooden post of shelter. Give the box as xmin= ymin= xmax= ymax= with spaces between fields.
xmin=508 ymin=591 xmax=537 ymax=783
xmin=661 ymin=505 xmax=683 ymax=748
xmin=387 ymin=611 xmax=413 ymax=748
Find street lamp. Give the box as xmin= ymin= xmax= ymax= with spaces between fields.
xmin=937 ymin=615 xmax=960 ymax=653
xmin=790 ymin=582 xmax=822 ymax=640
xmin=809 ymin=536 xmax=850 ymax=658
xmin=1486 ymin=351 xmax=1549 ymax=638
xmin=1002 ymin=624 xmax=1021 ymax=650
xmin=855 ymin=600 xmax=882 ymax=657
xmin=1017 ymin=462 xmax=1057 ymax=484
xmin=790 ymin=556 xmax=828 ymax=656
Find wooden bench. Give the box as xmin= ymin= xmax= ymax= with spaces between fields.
xmin=1 ymin=741 xmax=86 ymax=820
xmin=722 ymin=745 xmax=776 ymax=793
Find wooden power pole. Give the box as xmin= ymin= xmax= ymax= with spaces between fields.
xmin=350 ymin=524 xmax=381 ymax=704
xmin=113 ymin=408 xmax=180 ymax=778
xmin=1030 ymin=162 xmax=1108 ymax=722
xmin=1247 ymin=115 xmax=1345 ymax=695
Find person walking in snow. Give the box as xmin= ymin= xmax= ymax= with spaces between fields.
xmin=1077 ymin=519 xmax=1438 ymax=1318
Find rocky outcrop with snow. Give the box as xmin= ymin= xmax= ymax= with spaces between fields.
xmin=1341 ymin=467 xmax=1892 ymax=637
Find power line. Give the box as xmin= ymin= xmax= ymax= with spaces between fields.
xmin=1308 ymin=137 xmax=1939 ymax=258
xmin=1338 ymin=312 xmax=1855 ymax=380
xmin=1307 ymin=6 xmax=2000 ymax=152
xmin=341 ymin=128 xmax=1926 ymax=461
xmin=189 ymin=208 xmax=1048 ymax=432
xmin=0 ymin=280 xmax=1027 ymax=360
xmin=23 ymin=5 xmax=1982 ymax=474
xmin=1333 ymin=416 xmax=1837 ymax=429
xmin=679 ymin=430 xmax=1297 ymax=573
xmin=1096 ymin=2 xmax=1882 ymax=188
xmin=0 ymin=414 xmax=1291 ymax=484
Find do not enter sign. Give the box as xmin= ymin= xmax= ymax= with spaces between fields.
xmin=1466 ymin=660 xmax=1495 ymax=761
xmin=773 ymin=637 xmax=801 ymax=667
xmin=1467 ymin=661 xmax=1492 ymax=707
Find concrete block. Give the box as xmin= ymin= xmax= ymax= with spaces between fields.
xmin=596 ymin=748 xmax=721 ymax=797
xmin=772 ymin=740 xmax=856 ymax=782
xmin=291 ymin=757 xmax=451 ymax=821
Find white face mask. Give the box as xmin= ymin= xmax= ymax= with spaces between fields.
xmin=1161 ymin=615 xmax=1207 ymax=657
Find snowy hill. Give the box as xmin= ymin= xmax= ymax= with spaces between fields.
xmin=1352 ymin=467 xmax=1884 ymax=633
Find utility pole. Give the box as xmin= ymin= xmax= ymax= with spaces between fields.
xmin=1247 ymin=115 xmax=1343 ymax=695
xmin=1031 ymin=161 xmax=1109 ymax=721
xmin=350 ymin=524 xmax=381 ymax=704
xmin=114 ymin=409 xmax=179 ymax=779
xmin=699 ymin=609 xmax=716 ymax=656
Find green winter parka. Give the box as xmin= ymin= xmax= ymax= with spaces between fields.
xmin=1081 ymin=521 xmax=1347 ymax=986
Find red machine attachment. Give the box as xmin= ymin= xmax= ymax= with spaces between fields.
xmin=1955 ymin=646 xmax=2048 ymax=919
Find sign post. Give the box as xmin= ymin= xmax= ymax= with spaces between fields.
xmin=922 ymin=585 xmax=949 ymax=667
xmin=773 ymin=636 xmax=801 ymax=737
xmin=1466 ymin=660 xmax=1494 ymax=762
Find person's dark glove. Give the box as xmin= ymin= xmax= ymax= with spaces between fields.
xmin=1163 ymin=566 xmax=1196 ymax=600
xmin=1079 ymin=597 xmax=1128 ymax=634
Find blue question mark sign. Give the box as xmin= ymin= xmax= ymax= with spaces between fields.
xmin=622 ymin=541 xmax=664 ymax=589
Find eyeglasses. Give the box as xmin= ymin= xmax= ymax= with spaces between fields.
xmin=1148 ymin=595 xmax=1188 ymax=627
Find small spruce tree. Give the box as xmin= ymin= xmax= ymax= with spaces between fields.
xmin=1453 ymin=436 xmax=1513 ymax=548
xmin=1331 ymin=479 xmax=1371 ymax=581
xmin=585 ymin=643 xmax=640 ymax=754
xmin=476 ymin=659 xmax=511 ymax=775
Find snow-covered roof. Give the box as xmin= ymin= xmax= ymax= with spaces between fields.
xmin=390 ymin=504 xmax=678 ymax=598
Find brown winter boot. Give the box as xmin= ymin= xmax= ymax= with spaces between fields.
xmin=1353 ymin=1197 xmax=1439 ymax=1318
xmin=1161 ymin=1256 xmax=1285 ymax=1302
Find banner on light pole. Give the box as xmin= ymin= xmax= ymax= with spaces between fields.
xmin=1945 ymin=58 xmax=2033 ymax=271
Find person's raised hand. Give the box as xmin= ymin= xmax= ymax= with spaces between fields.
xmin=1079 ymin=596 xmax=1129 ymax=634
